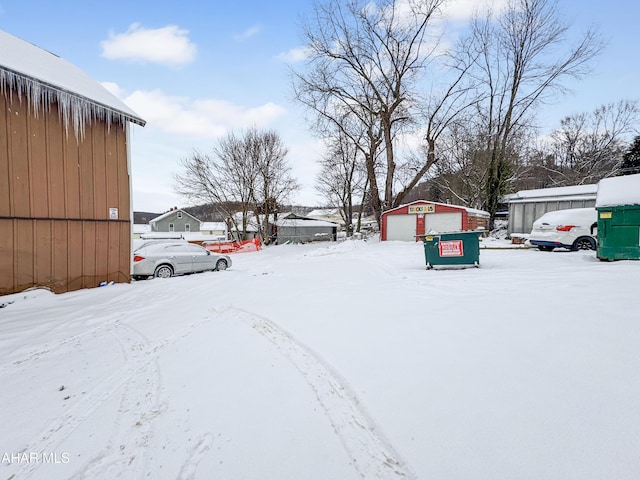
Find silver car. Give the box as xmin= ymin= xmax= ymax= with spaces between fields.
xmin=132 ymin=241 xmax=231 ymax=280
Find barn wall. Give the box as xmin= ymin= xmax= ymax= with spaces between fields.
xmin=1 ymin=89 xmax=132 ymax=294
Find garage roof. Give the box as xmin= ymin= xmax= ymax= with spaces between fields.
xmin=383 ymin=200 xmax=489 ymax=217
xmin=504 ymin=184 xmax=597 ymax=204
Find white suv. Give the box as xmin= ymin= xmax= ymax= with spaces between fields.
xmin=528 ymin=208 xmax=597 ymax=251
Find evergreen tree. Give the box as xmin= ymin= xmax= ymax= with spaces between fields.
xmin=621 ymin=135 xmax=640 ymax=175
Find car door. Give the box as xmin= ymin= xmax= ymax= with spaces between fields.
xmin=185 ymin=244 xmax=215 ymax=272
xmin=162 ymin=244 xmax=193 ymax=274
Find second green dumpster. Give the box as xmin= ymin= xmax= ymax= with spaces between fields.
xmin=419 ymin=231 xmax=481 ymax=269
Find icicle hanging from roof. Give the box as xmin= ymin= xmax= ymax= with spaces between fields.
xmin=0 ymin=67 xmax=138 ymax=139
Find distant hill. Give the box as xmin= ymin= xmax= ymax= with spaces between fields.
xmin=133 ymin=204 xmax=323 ymax=224
xmin=133 ymin=211 xmax=161 ymax=224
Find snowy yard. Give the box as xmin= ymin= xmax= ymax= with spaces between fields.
xmin=1 ymin=239 xmax=639 ymax=479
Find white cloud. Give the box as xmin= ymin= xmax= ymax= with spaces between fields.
xmin=122 ymin=89 xmax=287 ymax=139
xmin=443 ymin=0 xmax=509 ymax=22
xmin=101 ymin=23 xmax=197 ymax=66
xmin=276 ymin=46 xmax=311 ymax=63
xmin=233 ymin=25 xmax=263 ymax=41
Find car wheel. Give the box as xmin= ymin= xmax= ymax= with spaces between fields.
xmin=538 ymin=246 xmax=554 ymax=252
xmin=154 ymin=265 xmax=173 ymax=278
xmin=215 ymin=259 xmax=228 ymax=271
xmin=132 ymin=275 xmax=148 ymax=281
xmin=573 ymin=237 xmax=596 ymax=251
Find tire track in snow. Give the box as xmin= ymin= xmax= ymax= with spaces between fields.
xmin=177 ymin=433 xmax=215 ymax=480
xmin=5 ymin=320 xmax=162 ymax=480
xmin=216 ymin=306 xmax=415 ymax=480
xmin=68 ymin=321 xmax=165 ymax=480
xmin=6 ymin=312 xmax=220 ymax=479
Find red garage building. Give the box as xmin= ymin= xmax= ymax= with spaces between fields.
xmin=381 ymin=201 xmax=489 ymax=241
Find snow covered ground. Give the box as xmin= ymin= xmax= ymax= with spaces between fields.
xmin=1 ymin=238 xmax=639 ymax=480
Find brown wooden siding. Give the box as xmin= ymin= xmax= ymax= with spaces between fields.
xmin=1 ymin=89 xmax=132 ymax=294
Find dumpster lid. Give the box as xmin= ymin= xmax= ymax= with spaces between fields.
xmin=596 ymin=174 xmax=640 ymax=207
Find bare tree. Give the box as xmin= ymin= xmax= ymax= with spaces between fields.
xmin=465 ymin=0 xmax=603 ymax=227
xmin=294 ymin=0 xmax=446 ymax=225
xmin=175 ymin=143 xmax=256 ymax=239
xmin=316 ymin=127 xmax=369 ymax=235
xmin=248 ymin=129 xmax=299 ymax=243
xmin=541 ymin=100 xmax=639 ymax=184
xmin=174 ymin=128 xmax=298 ymax=242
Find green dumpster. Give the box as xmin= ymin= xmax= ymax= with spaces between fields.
xmin=595 ymin=173 xmax=640 ymax=261
xmin=418 ymin=231 xmax=481 ymax=269
xmin=597 ymin=205 xmax=640 ymax=261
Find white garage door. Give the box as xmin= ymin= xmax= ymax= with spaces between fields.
xmin=386 ymin=215 xmax=417 ymax=241
xmin=425 ymin=212 xmax=462 ymax=233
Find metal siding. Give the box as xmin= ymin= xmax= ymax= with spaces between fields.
xmin=92 ymin=126 xmax=108 ymax=219
xmin=67 ymin=221 xmax=84 ymax=292
xmin=33 ymin=219 xmax=53 ymax=287
xmin=79 ymin=127 xmax=95 ymax=219
xmin=277 ymin=225 xmax=335 ymax=243
xmin=15 ymin=220 xmax=34 ymax=290
xmin=425 ymin=212 xmax=462 ymax=233
xmin=106 ymin=128 xmax=119 ymax=217
xmin=0 ymin=220 xmax=14 ymax=292
xmin=386 ymin=215 xmax=417 ymax=241
xmin=52 ymin=220 xmax=68 ymax=290
xmin=47 ymin=103 xmax=66 ymax=218
xmin=29 ymin=104 xmax=49 ymax=218
xmin=0 ymin=92 xmax=9 ymax=216
xmin=8 ymin=94 xmax=30 ymax=218
xmin=64 ymin=132 xmax=82 ymax=219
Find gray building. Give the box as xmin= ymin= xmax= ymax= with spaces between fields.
xmin=149 ymin=208 xmax=201 ymax=233
xmin=274 ymin=213 xmax=338 ymax=243
xmin=506 ymin=184 xmax=597 ymax=234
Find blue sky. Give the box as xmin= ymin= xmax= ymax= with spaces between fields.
xmin=1 ymin=0 xmax=638 ymax=213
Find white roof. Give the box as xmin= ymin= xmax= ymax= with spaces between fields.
xmin=201 ymin=222 xmax=227 ymax=231
xmin=133 ymin=224 xmax=151 ymax=234
xmin=506 ymin=184 xmax=597 ymax=203
xmin=307 ymin=208 xmax=340 ymax=217
xmin=596 ymin=174 xmax=640 ymax=207
xmin=276 ymin=219 xmax=338 ymax=228
xmin=384 ymin=200 xmax=489 ymax=217
xmin=140 ymin=232 xmax=223 ymax=241
xmin=0 ymin=29 xmax=144 ymax=130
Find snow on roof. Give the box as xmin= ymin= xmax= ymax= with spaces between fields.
xmin=383 ymin=200 xmax=489 ymax=217
xmin=596 ymin=174 xmax=640 ymax=207
xmin=201 ymin=222 xmax=227 ymax=231
xmin=149 ymin=209 xmax=201 ymax=224
xmin=465 ymin=207 xmax=490 ymax=217
xmin=140 ymin=232 xmax=223 ymax=242
xmin=307 ymin=208 xmax=340 ymax=217
xmin=506 ymin=184 xmax=597 ymax=203
xmin=276 ymin=219 xmax=338 ymax=228
xmin=133 ymin=224 xmax=151 ymax=234
xmin=0 ymin=29 xmax=145 ymax=136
